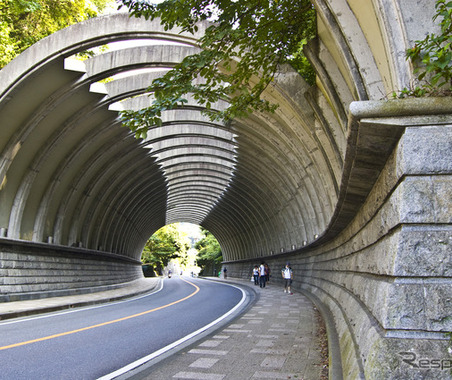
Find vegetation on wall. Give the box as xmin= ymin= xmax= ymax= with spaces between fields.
xmin=119 ymin=0 xmax=316 ymax=139
xmin=397 ymin=0 xmax=452 ymax=98
xmin=0 ymin=0 xmax=114 ymax=68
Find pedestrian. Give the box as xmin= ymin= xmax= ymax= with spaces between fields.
xmin=282 ymin=262 xmax=293 ymax=295
xmin=253 ymin=265 xmax=259 ymax=285
xmin=223 ymin=267 xmax=227 ymax=279
xmin=259 ymin=262 xmax=266 ymax=288
xmin=265 ymin=263 xmax=271 ymax=284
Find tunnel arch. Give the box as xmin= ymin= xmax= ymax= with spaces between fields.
xmin=0 ymin=1 xmax=439 ymax=277
xmin=0 ymin=12 xmax=332 ymax=261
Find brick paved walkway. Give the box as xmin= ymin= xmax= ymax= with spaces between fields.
xmin=136 ymin=279 xmax=327 ymax=380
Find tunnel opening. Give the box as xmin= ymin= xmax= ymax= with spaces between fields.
xmin=140 ymin=223 xmax=222 ymax=278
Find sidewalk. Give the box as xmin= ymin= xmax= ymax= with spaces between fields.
xmin=0 ymin=277 xmax=160 ymax=321
xmin=132 ymin=278 xmax=330 ymax=380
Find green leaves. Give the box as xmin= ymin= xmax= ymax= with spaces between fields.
xmin=405 ymin=0 xmax=452 ymax=96
xmin=0 ymin=0 xmax=116 ymax=68
xmin=141 ymin=224 xmax=191 ymax=271
xmin=119 ymin=0 xmax=316 ymax=137
xmin=195 ymin=228 xmax=222 ymax=266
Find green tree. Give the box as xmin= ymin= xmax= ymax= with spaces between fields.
xmin=195 ymin=228 xmax=222 ymax=276
xmin=0 ymin=0 xmax=114 ymax=68
xmin=142 ymin=223 xmax=191 ymax=274
xmin=119 ymin=0 xmax=316 ymax=138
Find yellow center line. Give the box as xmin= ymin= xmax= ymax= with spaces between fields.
xmin=0 ymin=277 xmax=200 ymax=351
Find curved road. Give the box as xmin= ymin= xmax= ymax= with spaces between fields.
xmin=0 ymin=277 xmax=247 ymax=379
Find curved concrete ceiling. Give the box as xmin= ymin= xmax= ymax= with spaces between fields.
xmin=0 ymin=5 xmax=414 ymax=262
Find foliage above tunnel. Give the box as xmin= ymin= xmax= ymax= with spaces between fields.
xmin=119 ymin=0 xmax=316 ymax=138
xmin=0 ymin=0 xmax=115 ymax=68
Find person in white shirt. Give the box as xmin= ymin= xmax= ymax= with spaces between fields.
xmin=259 ymin=262 xmax=266 ymax=288
xmin=252 ymin=265 xmax=259 ymax=285
xmin=282 ymin=263 xmax=293 ymax=295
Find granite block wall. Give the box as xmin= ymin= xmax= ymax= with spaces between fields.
xmin=0 ymin=240 xmax=142 ymax=302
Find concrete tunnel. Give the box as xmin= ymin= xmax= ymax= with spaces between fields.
xmin=0 ymin=13 xmax=337 ymax=267
xmin=1 ymin=2 xmax=451 ymax=379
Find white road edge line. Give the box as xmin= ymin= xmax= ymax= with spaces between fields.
xmin=97 ymin=280 xmax=247 ymax=380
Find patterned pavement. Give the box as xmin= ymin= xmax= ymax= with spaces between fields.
xmin=135 ymin=279 xmax=327 ymax=380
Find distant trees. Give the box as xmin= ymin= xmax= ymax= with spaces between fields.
xmin=142 ymin=224 xmax=222 ymax=277
xmin=0 ymin=0 xmax=115 ymax=68
xmin=141 ymin=223 xmax=191 ymax=275
xmin=195 ymin=228 xmax=222 ymax=276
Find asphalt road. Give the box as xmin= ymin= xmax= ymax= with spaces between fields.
xmin=0 ymin=277 xmax=247 ymax=380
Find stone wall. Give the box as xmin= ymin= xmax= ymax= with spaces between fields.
xmin=0 ymin=239 xmax=143 ymax=302
xmin=225 ymin=121 xmax=452 ymax=379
